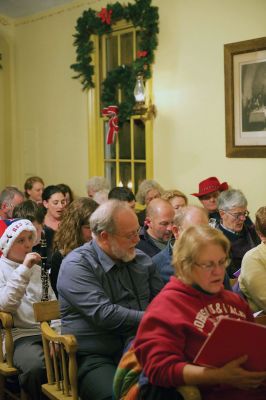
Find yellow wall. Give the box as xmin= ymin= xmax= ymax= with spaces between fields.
xmin=0 ymin=0 xmax=266 ymax=216
xmin=153 ymin=0 xmax=266 ymax=217
xmin=0 ymin=16 xmax=14 ymax=185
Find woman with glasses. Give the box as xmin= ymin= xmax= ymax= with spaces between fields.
xmin=131 ymin=225 xmax=266 ymax=400
xmin=217 ymin=189 xmax=260 ymax=278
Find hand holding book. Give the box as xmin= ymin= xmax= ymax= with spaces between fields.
xmin=194 ymin=318 xmax=266 ymax=371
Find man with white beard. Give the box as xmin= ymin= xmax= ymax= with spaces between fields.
xmin=57 ymin=200 xmax=163 ymax=400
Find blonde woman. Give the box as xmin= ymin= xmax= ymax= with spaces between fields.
xmin=133 ymin=225 xmax=266 ymax=400
xmin=162 ymin=189 xmax=188 ymax=212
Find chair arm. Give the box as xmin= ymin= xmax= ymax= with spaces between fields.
xmin=0 ymin=311 xmax=14 ymax=329
xmin=0 ymin=310 xmax=15 ymax=367
xmin=41 ymin=321 xmax=77 ymax=354
xmin=177 ymin=385 xmax=202 ymax=400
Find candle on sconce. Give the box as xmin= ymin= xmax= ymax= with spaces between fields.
xmin=134 ymin=74 xmax=145 ymax=104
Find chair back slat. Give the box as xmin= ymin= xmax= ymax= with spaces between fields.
xmin=61 ymin=345 xmax=70 ymax=395
xmin=42 ymin=330 xmax=55 ymax=385
xmin=52 ymin=343 xmax=61 ymax=390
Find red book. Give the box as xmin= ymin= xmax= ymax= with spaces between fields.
xmin=193 ymin=317 xmax=266 ymax=371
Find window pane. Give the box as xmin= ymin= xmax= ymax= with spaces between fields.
xmin=134 ymin=119 xmax=145 ymax=159
xmin=121 ymin=32 xmax=133 ymax=66
xmin=120 ymin=162 xmax=131 ymax=187
xmin=104 ymin=121 xmax=116 ymax=159
xmin=105 ymin=162 xmax=116 ymax=188
xmin=119 ymin=121 xmax=131 ymax=159
xmin=135 ymin=163 xmax=146 ymax=194
xmin=106 ymin=35 xmax=118 ymax=72
xmin=105 ymin=35 xmax=119 ymax=106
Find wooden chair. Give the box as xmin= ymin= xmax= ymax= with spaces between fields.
xmin=254 ymin=314 xmax=266 ymax=326
xmin=0 ymin=311 xmax=28 ymax=400
xmin=33 ymin=300 xmax=78 ymax=400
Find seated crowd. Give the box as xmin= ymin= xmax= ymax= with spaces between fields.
xmin=0 ymin=175 xmax=265 ymax=400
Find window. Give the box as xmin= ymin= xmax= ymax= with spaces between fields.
xmin=88 ymin=21 xmax=154 ymax=193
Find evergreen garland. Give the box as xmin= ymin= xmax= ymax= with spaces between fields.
xmin=71 ymin=0 xmax=159 ymax=125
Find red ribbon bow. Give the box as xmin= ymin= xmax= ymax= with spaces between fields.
xmin=102 ymin=106 xmax=119 ymax=145
xmin=98 ymin=8 xmax=112 ymax=25
xmin=137 ymin=50 xmax=148 ymax=58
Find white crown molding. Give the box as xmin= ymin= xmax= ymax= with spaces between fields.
xmin=14 ymin=0 xmax=100 ymax=26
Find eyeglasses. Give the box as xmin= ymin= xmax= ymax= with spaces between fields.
xmin=113 ymin=227 xmax=141 ymax=240
xmin=195 ymin=258 xmax=229 ymax=272
xmin=224 ymin=210 xmax=249 ymax=220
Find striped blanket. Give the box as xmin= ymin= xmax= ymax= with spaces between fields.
xmin=113 ymin=342 xmax=147 ymax=400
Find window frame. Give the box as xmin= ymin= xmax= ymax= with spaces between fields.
xmin=87 ymin=20 xmax=154 ymax=191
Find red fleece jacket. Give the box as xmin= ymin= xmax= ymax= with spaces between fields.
xmin=134 ymin=277 xmax=266 ymax=400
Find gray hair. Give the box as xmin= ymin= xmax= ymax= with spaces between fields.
xmin=93 ymin=189 xmax=109 ymax=205
xmin=217 ymin=189 xmax=247 ymax=211
xmin=90 ymin=199 xmax=132 ymax=236
xmin=136 ymin=179 xmax=164 ymax=205
xmin=86 ymin=176 xmax=110 ymax=193
xmin=0 ymin=187 xmax=24 ymax=208
xmin=173 ymin=205 xmax=208 ymax=228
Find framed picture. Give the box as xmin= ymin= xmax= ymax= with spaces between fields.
xmin=224 ymin=37 xmax=266 ymax=157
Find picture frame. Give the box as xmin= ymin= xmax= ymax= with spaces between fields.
xmin=224 ymin=37 xmax=266 ymax=157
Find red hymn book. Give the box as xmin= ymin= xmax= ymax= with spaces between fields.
xmin=193 ymin=317 xmax=266 ymax=371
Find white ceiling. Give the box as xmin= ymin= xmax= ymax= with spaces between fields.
xmin=0 ymin=0 xmax=76 ymax=18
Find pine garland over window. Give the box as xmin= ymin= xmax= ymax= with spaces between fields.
xmin=71 ymin=0 xmax=159 ymax=125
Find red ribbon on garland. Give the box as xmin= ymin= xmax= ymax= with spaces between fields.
xmin=102 ymin=105 xmax=119 ymax=145
xmin=137 ymin=50 xmax=148 ymax=58
xmin=98 ymin=8 xmax=113 ymax=25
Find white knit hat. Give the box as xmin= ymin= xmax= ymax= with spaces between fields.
xmin=0 ymin=219 xmax=37 ymax=257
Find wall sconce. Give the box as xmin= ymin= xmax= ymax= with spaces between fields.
xmin=133 ymin=74 xmax=156 ymax=119
xmin=134 ymin=74 xmax=145 ymax=105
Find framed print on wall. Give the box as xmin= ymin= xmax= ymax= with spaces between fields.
xmin=224 ymin=37 xmax=266 ymax=157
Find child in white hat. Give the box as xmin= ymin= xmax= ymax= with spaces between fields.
xmin=0 ymin=218 xmax=58 ymax=399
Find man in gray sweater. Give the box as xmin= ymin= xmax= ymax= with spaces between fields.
xmin=57 ymin=199 xmax=163 ymax=400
